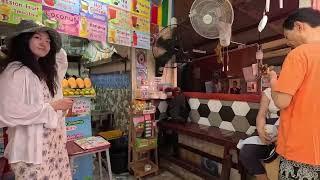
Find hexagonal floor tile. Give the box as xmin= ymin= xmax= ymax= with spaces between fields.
xmin=189 ymin=110 xmax=200 ymax=123
xmin=207 ymin=100 xmax=222 ymax=112
xmin=198 ymin=117 xmax=210 ymax=126
xmin=218 ymin=106 xmax=235 ymax=122
xmin=245 ymin=109 xmax=259 ymax=126
xmin=198 ymin=104 xmax=211 ymax=117
xmin=189 ymin=98 xmax=200 ymax=110
xmin=208 ymin=112 xmax=222 ymax=127
xmin=219 ymin=121 xmax=235 ymax=131
xmin=231 ymin=101 xmax=250 ymax=116
xmin=158 ymin=101 xmax=168 ymax=113
xmin=232 ymin=116 xmax=250 ymax=133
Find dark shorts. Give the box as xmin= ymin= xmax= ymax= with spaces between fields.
xmin=239 ymin=144 xmax=276 ymax=175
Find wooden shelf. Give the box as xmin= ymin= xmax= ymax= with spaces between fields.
xmin=131 ymin=159 xmax=159 ymax=178
xmin=132 ymin=144 xmax=157 ymax=153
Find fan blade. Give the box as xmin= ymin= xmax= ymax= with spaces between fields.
xmin=155 ymin=51 xmax=175 ymax=77
xmin=155 ymin=50 xmax=175 ymax=67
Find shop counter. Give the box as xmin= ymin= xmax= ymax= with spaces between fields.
xmin=183 ymin=92 xmax=261 ymax=103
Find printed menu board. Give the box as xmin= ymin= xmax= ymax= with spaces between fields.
xmin=132 ymin=31 xmax=150 ymax=49
xmin=109 ymin=0 xmax=130 ymax=11
xmin=79 ymin=16 xmax=107 ymax=42
xmin=108 ymin=6 xmax=130 ymax=29
xmin=131 ymin=0 xmax=150 ymax=18
xmin=43 ymin=6 xmax=80 ymax=36
xmin=80 ymin=0 xmax=107 ymax=22
xmin=0 ymin=0 xmax=42 ymax=24
xmin=42 ymin=0 xmax=80 ymax=14
xmin=130 ymin=14 xmax=150 ymax=33
xmin=108 ymin=24 xmax=132 ymax=46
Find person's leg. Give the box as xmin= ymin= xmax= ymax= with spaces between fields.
xmin=278 ymin=156 xmax=320 ymax=180
xmin=239 ymin=144 xmax=273 ymax=180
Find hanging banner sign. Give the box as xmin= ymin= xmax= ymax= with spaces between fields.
xmin=79 ymin=16 xmax=107 ymax=42
xmin=108 ymin=6 xmax=130 ymax=30
xmin=135 ymin=48 xmax=147 ymax=88
xmin=80 ymin=0 xmax=107 ymax=22
xmin=29 ymin=0 xmax=42 ymax=3
xmin=131 ymin=0 xmax=150 ymax=18
xmin=130 ymin=14 xmax=150 ymax=33
xmin=109 ymin=0 xmax=130 ymax=11
xmin=108 ymin=24 xmax=132 ymax=46
xmin=0 ymin=0 xmax=42 ymax=24
xmin=43 ymin=6 xmax=80 ymax=36
xmin=42 ymin=0 xmax=80 ymax=15
xmin=132 ymin=31 xmax=150 ymax=49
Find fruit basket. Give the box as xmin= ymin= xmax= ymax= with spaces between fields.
xmin=62 ymin=77 xmax=96 ymax=97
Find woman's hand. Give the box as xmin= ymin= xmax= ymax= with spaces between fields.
xmin=50 ymin=98 xmax=74 ymax=111
xmin=257 ymin=127 xmax=273 ymax=144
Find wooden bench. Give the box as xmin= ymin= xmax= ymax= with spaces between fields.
xmin=158 ymin=121 xmax=249 ymax=180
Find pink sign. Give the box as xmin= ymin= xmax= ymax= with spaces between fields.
xmin=43 ymin=6 xmax=80 ymax=36
xmin=79 ymin=16 xmax=107 ymax=42
xmin=28 ymin=0 xmax=42 ymax=3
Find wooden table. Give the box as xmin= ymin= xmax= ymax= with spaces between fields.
xmin=66 ymin=140 xmax=112 ymax=180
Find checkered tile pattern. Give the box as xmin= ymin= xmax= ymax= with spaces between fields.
xmin=188 ymin=98 xmax=260 ymax=135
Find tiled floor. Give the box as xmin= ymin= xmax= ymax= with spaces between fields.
xmin=92 ymin=160 xmax=182 ymax=180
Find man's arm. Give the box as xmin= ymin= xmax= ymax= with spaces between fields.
xmin=269 ymin=72 xmax=293 ymax=109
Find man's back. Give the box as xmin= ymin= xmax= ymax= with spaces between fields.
xmin=275 ymin=43 xmax=320 ymax=165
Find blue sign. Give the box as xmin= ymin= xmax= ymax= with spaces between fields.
xmin=66 ymin=106 xmax=93 ymax=179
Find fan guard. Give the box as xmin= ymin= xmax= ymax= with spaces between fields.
xmin=189 ymin=0 xmax=234 ymax=40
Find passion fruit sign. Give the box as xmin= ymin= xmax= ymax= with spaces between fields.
xmin=0 ymin=0 xmax=42 ymax=24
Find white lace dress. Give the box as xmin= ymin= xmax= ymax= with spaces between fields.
xmin=10 ymin=82 xmax=72 ymax=180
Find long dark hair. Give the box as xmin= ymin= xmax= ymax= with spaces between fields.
xmin=0 ymin=32 xmax=58 ymax=97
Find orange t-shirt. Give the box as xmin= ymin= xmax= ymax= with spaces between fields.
xmin=275 ymin=43 xmax=320 ymax=165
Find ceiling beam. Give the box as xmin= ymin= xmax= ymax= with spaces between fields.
xmin=234 ymin=3 xmax=283 ymax=33
xmin=246 ymin=34 xmax=284 ymax=45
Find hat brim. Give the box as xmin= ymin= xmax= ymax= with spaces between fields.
xmin=5 ymin=26 xmax=62 ymax=52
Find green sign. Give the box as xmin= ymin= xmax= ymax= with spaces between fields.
xmin=0 ymin=0 xmax=42 ymax=24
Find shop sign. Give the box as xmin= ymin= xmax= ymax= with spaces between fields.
xmin=108 ymin=6 xmax=130 ymax=30
xmin=80 ymin=0 xmax=107 ymax=22
xmin=42 ymin=0 xmax=80 ymax=15
xmin=108 ymin=24 xmax=132 ymax=46
xmin=131 ymin=0 xmax=150 ymax=18
xmin=29 ymin=0 xmax=42 ymax=3
xmin=0 ymin=0 xmax=42 ymax=24
xmin=109 ymin=0 xmax=130 ymax=11
xmin=132 ymin=31 xmax=150 ymax=49
xmin=136 ymin=48 xmax=147 ymax=87
xmin=43 ymin=6 xmax=80 ymax=36
xmin=130 ymin=14 xmax=150 ymax=33
xmin=79 ymin=16 xmax=107 ymax=42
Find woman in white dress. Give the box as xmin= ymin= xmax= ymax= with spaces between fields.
xmin=238 ymin=88 xmax=279 ymax=180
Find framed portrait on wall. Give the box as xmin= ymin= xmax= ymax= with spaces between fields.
xmin=229 ymin=78 xmax=241 ymax=94
xmin=247 ymin=81 xmax=258 ymax=93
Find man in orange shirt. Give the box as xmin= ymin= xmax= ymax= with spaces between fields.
xmin=268 ymin=8 xmax=320 ymax=179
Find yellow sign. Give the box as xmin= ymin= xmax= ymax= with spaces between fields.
xmin=131 ymin=14 xmax=150 ymax=33
xmin=131 ymin=0 xmax=150 ymax=18
xmin=108 ymin=6 xmax=131 ymax=30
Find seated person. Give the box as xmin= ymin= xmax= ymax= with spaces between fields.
xmin=168 ymin=87 xmax=190 ymax=123
xmin=229 ymin=80 xmax=241 ymax=94
xmin=238 ymin=88 xmax=279 ymax=180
